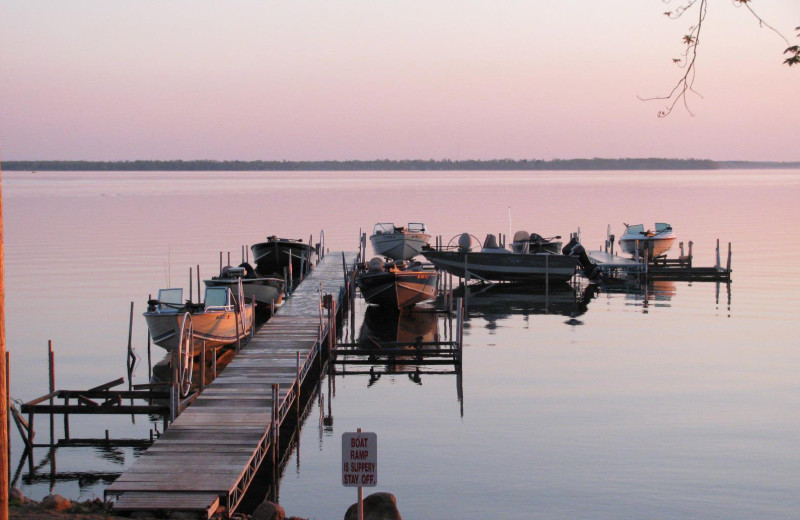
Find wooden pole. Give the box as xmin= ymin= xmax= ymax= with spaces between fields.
xmin=189 ymin=267 xmax=193 ymax=303
xmin=196 ymin=264 xmax=201 ymax=305
xmin=48 ymin=341 xmax=55 ymax=446
xmin=1 ymin=157 xmax=9 ymax=520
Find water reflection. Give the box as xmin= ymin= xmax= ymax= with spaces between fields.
xmin=358 ymin=305 xmax=440 ymax=345
xmin=334 ymin=305 xmax=463 ymax=407
xmin=456 ymin=282 xmax=599 ymax=327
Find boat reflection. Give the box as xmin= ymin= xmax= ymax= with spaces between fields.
xmin=358 ymin=305 xmax=440 ymax=346
xmin=334 ymin=306 xmax=463 ymax=410
xmin=599 ymin=279 xmax=677 ymax=313
xmin=454 ymin=283 xmax=599 ymax=327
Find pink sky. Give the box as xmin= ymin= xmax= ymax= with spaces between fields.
xmin=1 ymin=1 xmax=798 ymax=162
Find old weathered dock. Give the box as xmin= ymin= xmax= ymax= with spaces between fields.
xmin=105 ymin=252 xmax=355 ymax=518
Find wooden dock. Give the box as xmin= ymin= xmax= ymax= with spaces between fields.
xmin=105 ymin=252 xmax=355 ymax=518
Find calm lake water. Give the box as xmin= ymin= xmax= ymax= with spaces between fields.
xmin=4 ymin=169 xmax=800 ymax=519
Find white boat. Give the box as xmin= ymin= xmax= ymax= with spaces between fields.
xmin=370 ymin=223 xmax=431 ymax=261
xmin=144 ymin=286 xmax=254 ymax=354
xmin=618 ymin=223 xmax=677 ymax=259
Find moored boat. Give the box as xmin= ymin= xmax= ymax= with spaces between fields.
xmin=144 ymin=286 xmax=254 ymax=354
xmin=204 ymin=263 xmax=285 ymax=307
xmin=618 ymin=223 xmax=676 ymax=259
xmin=356 ymin=257 xmax=439 ymax=309
xmin=370 ymin=223 xmax=431 ymax=261
xmin=421 ymin=233 xmax=579 ymax=284
xmin=251 ymin=236 xmax=316 ymax=278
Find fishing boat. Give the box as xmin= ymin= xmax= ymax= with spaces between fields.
xmin=144 ymin=286 xmax=254 ymax=354
xmin=356 ymin=258 xmax=439 ymax=309
xmin=370 ymin=222 xmax=431 ymax=261
xmin=510 ymin=230 xmax=563 ymax=254
xmin=204 ymin=263 xmax=285 ymax=307
xmin=250 ymin=236 xmax=316 ymax=278
xmin=618 ymin=223 xmax=676 ymax=259
xmin=421 ymin=233 xmax=579 ymax=284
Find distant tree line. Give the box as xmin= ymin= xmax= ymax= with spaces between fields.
xmin=1 ymin=158 xmax=729 ymax=171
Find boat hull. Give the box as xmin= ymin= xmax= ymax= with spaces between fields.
xmin=144 ymin=306 xmax=254 ymax=354
xmin=422 ymin=250 xmax=578 ymax=283
xmin=370 ymin=232 xmax=431 ymax=261
xmin=356 ymin=270 xmax=439 ymax=309
xmin=619 ymin=236 xmax=676 ymax=259
xmin=251 ymin=239 xmax=316 ymax=278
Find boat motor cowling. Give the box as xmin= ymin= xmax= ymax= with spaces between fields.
xmin=458 ymin=233 xmax=473 ymax=252
xmin=367 ymin=257 xmax=386 ymax=273
xmin=563 ymin=237 xmax=601 ymax=279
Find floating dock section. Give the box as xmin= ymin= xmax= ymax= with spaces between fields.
xmin=105 ymin=252 xmax=355 ymax=518
xmin=588 ymin=239 xmax=732 ymax=282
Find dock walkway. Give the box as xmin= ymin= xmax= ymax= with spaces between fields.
xmin=105 ymin=252 xmax=355 ymax=518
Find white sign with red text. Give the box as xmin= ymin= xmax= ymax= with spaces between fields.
xmin=342 ymin=431 xmax=377 ymax=487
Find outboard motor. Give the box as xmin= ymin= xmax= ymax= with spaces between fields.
xmin=367 ymin=257 xmax=386 ymax=273
xmin=563 ymin=237 xmax=601 ymax=279
xmin=238 ymin=262 xmax=257 ymax=279
xmin=457 ymin=233 xmax=473 ymax=252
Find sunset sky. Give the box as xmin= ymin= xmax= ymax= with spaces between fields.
xmin=1 ymin=1 xmax=798 ymax=162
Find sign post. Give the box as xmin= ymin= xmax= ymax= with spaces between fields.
xmin=342 ymin=428 xmax=377 ymax=520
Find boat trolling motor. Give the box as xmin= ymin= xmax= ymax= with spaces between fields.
xmin=563 ymin=237 xmax=601 ymax=280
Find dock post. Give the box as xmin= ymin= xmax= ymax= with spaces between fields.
xmin=189 ymin=267 xmax=193 ymax=303
xmin=48 ymin=341 xmax=54 ymax=446
xmin=455 ymin=297 xmax=464 ymax=351
xmin=127 ymin=302 xmax=135 ymax=389
xmin=726 ymin=242 xmax=732 ymax=276
xmin=296 ymin=351 xmax=301 ymax=415
xmin=199 ymin=345 xmax=206 ymax=392
xmin=210 ymin=342 xmax=216 ymax=379
xmin=219 ymin=251 xmax=223 ymax=273
xmin=234 ymin=300 xmax=241 ymax=354
xmin=271 ymin=384 xmax=279 ymax=466
xmin=328 ymin=297 xmax=337 ymax=357
xmin=147 ymin=294 xmax=153 ymax=381
xmin=545 ymin=254 xmax=550 ymax=301
xmin=716 ymin=239 xmax=721 ymax=268
xmin=169 ymin=349 xmax=178 ymax=423
xmin=196 ymin=265 xmax=201 ymax=305
xmin=688 ymin=241 xmax=694 ymax=268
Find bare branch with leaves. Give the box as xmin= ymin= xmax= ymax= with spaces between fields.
xmin=641 ymin=0 xmax=797 ymax=117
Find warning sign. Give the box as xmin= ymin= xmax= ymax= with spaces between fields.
xmin=342 ymin=431 xmax=377 ymax=487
